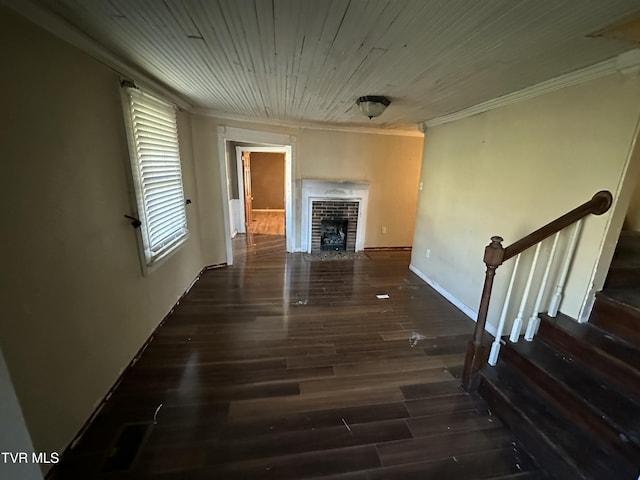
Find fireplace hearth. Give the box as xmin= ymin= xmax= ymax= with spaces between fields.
xmin=321 ymin=219 xmax=348 ymax=251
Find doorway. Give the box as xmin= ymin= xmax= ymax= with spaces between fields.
xmin=238 ymin=148 xmax=286 ymax=235
xmin=217 ymin=126 xmax=294 ymax=265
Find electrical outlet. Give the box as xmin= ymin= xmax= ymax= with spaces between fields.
xmin=382 ymin=226 xmax=387 ymax=234
xmin=425 ymin=249 xmax=430 ymax=258
xmin=419 ymin=181 xmax=423 ymax=191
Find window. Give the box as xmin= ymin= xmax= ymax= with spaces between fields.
xmin=122 ymin=87 xmax=188 ymax=266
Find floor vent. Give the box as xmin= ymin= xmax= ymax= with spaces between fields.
xmin=100 ymin=423 xmax=151 ymax=473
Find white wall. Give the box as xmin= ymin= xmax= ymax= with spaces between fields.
xmin=411 ymin=73 xmax=640 ymax=332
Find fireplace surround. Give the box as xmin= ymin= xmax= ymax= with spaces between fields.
xmin=301 ymin=180 xmax=369 ymax=253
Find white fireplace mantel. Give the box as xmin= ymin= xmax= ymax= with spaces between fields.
xmin=301 ymin=179 xmax=369 ymax=253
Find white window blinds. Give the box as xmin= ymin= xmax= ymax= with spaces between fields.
xmin=124 ymin=88 xmax=188 ymax=265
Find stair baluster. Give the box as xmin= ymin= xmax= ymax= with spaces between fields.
xmin=488 ymin=254 xmax=521 ymax=366
xmin=525 ymin=232 xmax=561 ymax=341
xmin=548 ymin=219 xmax=583 ymax=317
xmin=510 ymin=243 xmax=542 ymax=342
xmin=459 ymin=190 xmax=640 ymax=479
xmin=462 ymin=190 xmax=612 ymax=390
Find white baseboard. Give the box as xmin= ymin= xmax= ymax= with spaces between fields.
xmin=409 ymin=263 xmax=498 ymax=337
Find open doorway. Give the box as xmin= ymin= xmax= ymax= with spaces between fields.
xmin=217 ymin=127 xmax=294 ymax=265
xmin=237 ymin=147 xmax=286 ymax=236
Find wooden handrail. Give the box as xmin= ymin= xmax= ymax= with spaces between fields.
xmin=503 ymin=191 xmax=612 ymax=261
xmin=462 ymin=190 xmax=612 ymax=390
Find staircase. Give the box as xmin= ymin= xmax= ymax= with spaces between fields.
xmin=477 ymin=231 xmax=640 ymax=479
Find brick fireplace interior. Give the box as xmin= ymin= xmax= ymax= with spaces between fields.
xmin=311 ymin=201 xmax=359 ymax=252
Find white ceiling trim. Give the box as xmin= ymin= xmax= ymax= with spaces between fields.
xmin=195 ymin=109 xmax=424 ymax=138
xmin=423 ymin=49 xmax=640 ymax=129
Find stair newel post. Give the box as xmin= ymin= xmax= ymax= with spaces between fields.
xmin=462 ymin=236 xmax=504 ymax=391
xmin=525 ymin=233 xmax=561 ymax=341
xmin=509 ymin=243 xmax=542 ymax=342
xmin=548 ymin=219 xmax=583 ymax=317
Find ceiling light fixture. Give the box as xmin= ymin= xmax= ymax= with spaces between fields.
xmin=356 ymin=96 xmax=391 ymax=119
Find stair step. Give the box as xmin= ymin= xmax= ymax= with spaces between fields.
xmin=612 ymin=231 xmax=640 ymax=264
xmin=605 ymin=232 xmax=640 ymax=289
xmin=478 ymin=364 xmax=638 ymax=480
xmin=490 ymin=473 xmax=550 ymax=480
xmin=538 ymin=313 xmax=640 ymax=401
xmin=605 ymin=266 xmax=640 ymax=289
xmin=589 ymin=289 xmax=640 ymax=347
xmin=503 ymin=340 xmax=640 ymax=464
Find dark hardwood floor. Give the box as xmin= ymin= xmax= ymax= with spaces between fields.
xmin=50 ymin=234 xmax=547 ymax=479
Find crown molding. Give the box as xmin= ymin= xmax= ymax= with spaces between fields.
xmin=617 ymin=49 xmax=640 ymax=77
xmin=1 ymin=0 xmax=193 ymax=110
xmin=193 ymin=108 xmax=424 ymax=138
xmin=424 ymin=50 xmax=640 ymax=128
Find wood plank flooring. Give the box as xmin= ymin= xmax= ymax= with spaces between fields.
xmin=247 ymin=210 xmax=285 ymax=235
xmin=49 ymin=234 xmax=547 ymax=479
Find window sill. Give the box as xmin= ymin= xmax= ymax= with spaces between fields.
xmin=141 ymin=233 xmax=190 ymax=276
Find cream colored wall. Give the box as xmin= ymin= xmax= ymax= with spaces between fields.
xmin=191 ymin=116 xmax=424 ymax=250
xmin=297 ymin=129 xmax=423 ymax=247
xmin=624 ymin=170 xmax=640 ymax=230
xmin=0 ymin=6 xmax=207 ymax=462
xmin=411 ymin=73 xmax=640 ymax=330
xmin=190 ymin=115 xmax=229 ymax=266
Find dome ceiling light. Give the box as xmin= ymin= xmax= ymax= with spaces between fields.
xmin=356 ymin=96 xmax=391 ymax=119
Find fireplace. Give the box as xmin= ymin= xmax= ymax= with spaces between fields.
xmin=321 ymin=219 xmax=348 ymax=251
xmin=301 ymin=180 xmax=369 ymax=253
xmin=311 ymin=201 xmax=359 ymax=252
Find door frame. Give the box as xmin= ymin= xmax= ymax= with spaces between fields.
xmin=217 ymin=126 xmax=295 ymax=265
xmin=236 ymin=146 xmax=288 ymax=236
xmin=238 ymin=149 xmax=252 ymax=232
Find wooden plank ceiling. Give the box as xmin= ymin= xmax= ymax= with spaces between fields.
xmin=25 ymin=0 xmax=640 ymax=131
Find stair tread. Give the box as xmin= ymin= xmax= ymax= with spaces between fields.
xmin=604 ymin=265 xmax=640 ymax=289
xmin=541 ymin=313 xmax=640 ymax=371
xmin=600 ymin=288 xmax=640 ymax=312
xmin=590 ymin=291 xmax=640 ymax=347
xmin=508 ymin=339 xmax=640 ymax=448
xmin=608 ymin=262 xmax=640 ymax=272
xmin=480 ymin=364 xmax=637 ymax=480
xmin=611 ymin=231 xmax=640 ymax=268
xmin=605 ymin=231 xmax=640 ymax=288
